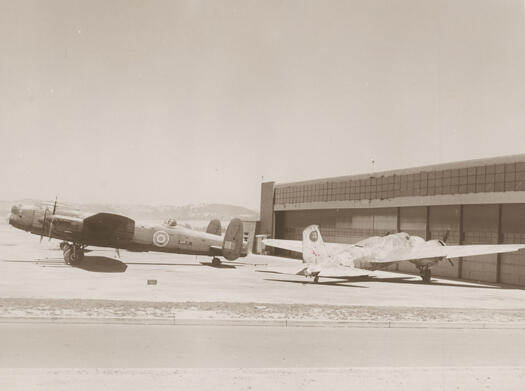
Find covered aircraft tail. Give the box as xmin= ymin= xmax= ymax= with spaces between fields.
xmin=302 ymin=225 xmax=330 ymax=265
xmin=206 ymin=219 xmax=222 ymax=235
xmin=222 ymin=218 xmax=244 ymax=261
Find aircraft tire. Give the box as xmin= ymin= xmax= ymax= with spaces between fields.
xmin=212 ymin=257 xmax=221 ymax=266
xmin=68 ymin=246 xmax=84 ymax=266
xmin=63 ymin=247 xmax=71 ymax=265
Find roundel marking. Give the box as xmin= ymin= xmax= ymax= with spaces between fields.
xmin=153 ymin=230 xmax=170 ymax=247
xmin=309 ymin=230 xmax=318 ymax=242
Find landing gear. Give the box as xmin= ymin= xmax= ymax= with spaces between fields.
xmin=212 ymin=257 xmax=221 ymax=266
xmin=61 ymin=242 xmax=84 ymax=266
xmin=313 ymin=275 xmax=320 ymax=284
xmin=419 ymin=266 xmax=432 ymax=283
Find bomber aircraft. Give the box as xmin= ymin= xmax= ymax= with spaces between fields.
xmin=8 ymin=201 xmax=247 ymax=266
xmin=263 ymin=226 xmax=525 ymax=283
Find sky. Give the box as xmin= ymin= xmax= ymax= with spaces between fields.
xmin=1 ymin=0 xmax=524 ymax=210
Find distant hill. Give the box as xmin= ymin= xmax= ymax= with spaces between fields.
xmin=0 ymin=201 xmax=259 ymax=223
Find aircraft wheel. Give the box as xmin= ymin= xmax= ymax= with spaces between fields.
xmin=68 ymin=245 xmax=84 ymax=266
xmin=422 ymin=269 xmax=432 ymax=284
xmin=212 ymin=257 xmax=221 ymax=266
xmin=313 ymin=275 xmax=319 ymax=283
xmin=63 ymin=247 xmax=71 ymax=265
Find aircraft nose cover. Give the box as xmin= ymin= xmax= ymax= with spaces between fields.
xmin=223 ymin=218 xmax=243 ymax=261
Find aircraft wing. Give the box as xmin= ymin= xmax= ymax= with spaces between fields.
xmin=376 ymin=244 xmax=525 ymax=263
xmin=263 ymin=239 xmax=354 ymax=254
xmin=317 ymin=265 xmax=369 ymax=278
xmin=262 ymin=239 xmax=303 ymax=253
xmin=257 ymin=264 xmax=366 ymax=278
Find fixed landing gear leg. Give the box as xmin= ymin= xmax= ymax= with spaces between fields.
xmin=313 ymin=275 xmax=319 ymax=284
xmin=212 ymin=257 xmax=221 ymax=266
xmin=419 ymin=267 xmax=432 ymax=283
xmin=62 ymin=243 xmax=71 ymax=265
xmin=63 ymin=243 xmax=84 ymax=266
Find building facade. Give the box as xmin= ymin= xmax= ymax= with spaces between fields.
xmin=259 ymin=154 xmax=525 ymax=286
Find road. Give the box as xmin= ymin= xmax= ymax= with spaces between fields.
xmin=2 ymin=323 xmax=525 ymax=368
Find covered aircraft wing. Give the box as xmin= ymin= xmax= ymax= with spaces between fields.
xmin=375 ymin=243 xmax=525 ymax=264
xmin=256 ymin=264 xmax=309 ymax=276
xmin=317 ymin=265 xmax=370 ymax=278
xmin=262 ymin=239 xmax=303 ymax=253
xmin=257 ymin=264 xmax=365 ymax=278
xmin=262 ymin=239 xmax=354 ymax=254
xmin=442 ymin=244 xmax=525 ymax=259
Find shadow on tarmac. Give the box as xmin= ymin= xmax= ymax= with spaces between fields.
xmin=264 ymin=278 xmax=368 ymax=288
xmin=265 ymin=275 xmax=505 ymax=289
xmin=199 ymin=262 xmax=237 ymax=269
xmin=72 ymin=256 xmax=128 ymax=273
xmin=126 ymin=262 xmax=203 ymax=267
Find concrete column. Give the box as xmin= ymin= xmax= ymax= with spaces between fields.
xmin=497 ymin=204 xmax=503 ymax=283
xmin=458 ymin=205 xmax=464 ymax=279
xmin=259 ymin=182 xmax=275 ymax=237
xmin=396 ymin=207 xmax=400 ymax=271
xmin=425 ymin=206 xmax=430 ymax=240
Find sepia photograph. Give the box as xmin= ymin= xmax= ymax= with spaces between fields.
xmin=1 ymin=0 xmax=525 ymax=390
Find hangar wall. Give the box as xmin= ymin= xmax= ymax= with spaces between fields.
xmin=261 ymin=154 xmax=525 ymax=286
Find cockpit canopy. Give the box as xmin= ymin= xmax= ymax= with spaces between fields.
xmin=164 ymin=218 xmax=177 ymax=227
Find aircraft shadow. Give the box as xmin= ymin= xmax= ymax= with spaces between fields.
xmin=325 ymin=275 xmax=504 ymax=289
xmin=264 ymin=278 xmax=368 ymax=288
xmin=72 ymin=256 xmax=128 ymax=273
xmin=199 ymin=262 xmax=237 ymax=269
xmin=125 ymin=262 xmax=203 ymax=267
xmin=264 ymin=275 xmax=505 ymax=289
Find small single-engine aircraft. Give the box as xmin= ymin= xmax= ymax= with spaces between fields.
xmin=263 ymin=226 xmax=525 ymax=283
xmin=8 ymin=201 xmax=247 ymax=266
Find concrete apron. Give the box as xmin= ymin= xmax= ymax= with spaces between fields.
xmin=1 ymin=316 xmax=525 ymax=329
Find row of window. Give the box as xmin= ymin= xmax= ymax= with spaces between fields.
xmin=275 ymin=162 xmax=525 ymax=204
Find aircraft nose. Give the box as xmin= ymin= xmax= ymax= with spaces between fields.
xmin=7 ymin=205 xmax=22 ymax=227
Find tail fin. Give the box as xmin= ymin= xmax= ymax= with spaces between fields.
xmin=223 ymin=218 xmax=244 ymax=261
xmin=206 ymin=219 xmax=222 ymax=235
xmin=302 ymin=225 xmax=330 ymax=265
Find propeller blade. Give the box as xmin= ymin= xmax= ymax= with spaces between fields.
xmin=448 ymin=259 xmax=454 ymax=267
xmin=52 ymin=196 xmax=58 ymax=215
xmin=40 ymin=209 xmax=48 ymax=243
xmin=115 ymin=248 xmax=121 ymax=258
xmin=443 ymin=229 xmax=450 ymax=243
xmin=48 ymin=219 xmax=54 ymax=241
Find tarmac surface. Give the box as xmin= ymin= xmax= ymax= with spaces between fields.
xmin=2 ymin=223 xmax=525 ymax=389
xmin=2 ymin=323 xmax=525 ymax=368
xmin=2 ymin=223 xmax=525 ymax=313
xmin=1 ymin=323 xmax=525 ymax=390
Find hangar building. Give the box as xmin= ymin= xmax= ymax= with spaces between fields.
xmin=259 ymin=154 xmax=525 ymax=286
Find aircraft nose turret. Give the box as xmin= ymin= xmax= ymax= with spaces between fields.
xmin=7 ymin=204 xmax=29 ymax=230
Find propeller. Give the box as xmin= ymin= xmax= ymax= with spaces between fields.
xmin=48 ymin=218 xmax=54 ymax=241
xmin=443 ymin=229 xmax=450 ymax=243
xmin=40 ymin=208 xmax=48 ymax=243
xmin=47 ymin=196 xmax=58 ymax=241
xmin=441 ymin=229 xmax=454 ymax=266
xmin=115 ymin=248 xmax=121 ymax=258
